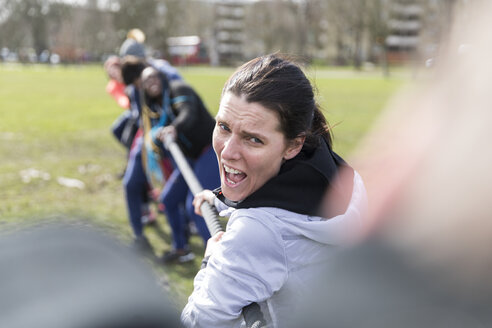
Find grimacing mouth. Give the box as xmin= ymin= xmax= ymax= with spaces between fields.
xmin=223 ymin=164 xmax=247 ymax=186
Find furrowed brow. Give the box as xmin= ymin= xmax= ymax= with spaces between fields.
xmin=240 ymin=129 xmax=266 ymax=141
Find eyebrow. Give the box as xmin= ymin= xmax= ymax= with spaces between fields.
xmin=216 ymin=111 xmax=269 ymax=141
xmin=218 ymin=119 xmax=267 ymax=141
xmin=241 ymin=130 xmax=267 ymax=141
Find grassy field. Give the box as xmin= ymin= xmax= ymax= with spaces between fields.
xmin=0 ymin=63 xmax=406 ymax=309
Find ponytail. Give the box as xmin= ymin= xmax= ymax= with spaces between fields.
xmin=303 ymin=103 xmax=332 ymax=152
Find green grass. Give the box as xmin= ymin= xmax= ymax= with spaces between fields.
xmin=0 ymin=63 xmax=406 ymax=309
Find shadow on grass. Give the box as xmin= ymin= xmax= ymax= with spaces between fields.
xmin=143 ymin=214 xmax=205 ymax=279
xmin=146 ymin=219 xmax=173 ymax=245
xmin=137 ymin=210 xmax=228 ymax=306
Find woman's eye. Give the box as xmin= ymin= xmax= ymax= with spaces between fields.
xmin=249 ymin=137 xmax=263 ymax=144
xmin=218 ymin=123 xmax=230 ymax=132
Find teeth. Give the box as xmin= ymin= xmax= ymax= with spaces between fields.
xmin=224 ymin=165 xmax=243 ymax=175
xmin=226 ymin=177 xmax=236 ymax=185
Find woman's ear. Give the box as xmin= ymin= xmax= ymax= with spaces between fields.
xmin=284 ymin=135 xmax=305 ymax=160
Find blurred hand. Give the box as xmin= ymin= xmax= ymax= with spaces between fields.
xmin=192 ymin=189 xmax=215 ymax=216
xmin=158 ymin=125 xmax=177 ymax=144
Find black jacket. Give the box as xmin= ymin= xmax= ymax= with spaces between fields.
xmin=168 ymin=80 xmax=215 ymax=159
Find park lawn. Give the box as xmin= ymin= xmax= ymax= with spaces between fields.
xmin=0 ymin=63 xmax=406 ymax=309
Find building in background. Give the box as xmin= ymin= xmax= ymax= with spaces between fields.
xmin=212 ymin=1 xmax=245 ymax=66
xmin=385 ymin=0 xmax=422 ymax=64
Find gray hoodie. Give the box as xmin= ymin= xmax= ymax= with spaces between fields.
xmin=182 ymin=171 xmax=367 ymax=328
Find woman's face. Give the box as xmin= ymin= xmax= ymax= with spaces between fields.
xmin=213 ymin=92 xmax=303 ymax=202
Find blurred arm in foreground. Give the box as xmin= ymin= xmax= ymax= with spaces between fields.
xmin=290 ymin=2 xmax=492 ymax=327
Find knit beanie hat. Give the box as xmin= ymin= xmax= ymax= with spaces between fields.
xmin=119 ymin=38 xmax=146 ymax=59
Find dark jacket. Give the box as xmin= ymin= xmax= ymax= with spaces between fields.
xmin=168 ymin=80 xmax=215 ymax=159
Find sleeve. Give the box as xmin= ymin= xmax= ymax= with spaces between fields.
xmin=181 ymin=211 xmax=288 ymax=328
xmin=214 ymin=197 xmax=230 ymax=214
xmin=106 ymin=80 xmax=130 ymax=109
xmin=170 ymin=84 xmax=199 ymax=135
xmin=311 ymin=170 xmax=368 ymax=246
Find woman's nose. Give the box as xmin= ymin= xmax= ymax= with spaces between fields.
xmin=221 ymin=136 xmax=241 ymax=161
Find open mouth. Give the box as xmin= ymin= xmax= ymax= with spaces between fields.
xmin=223 ymin=164 xmax=247 ymax=186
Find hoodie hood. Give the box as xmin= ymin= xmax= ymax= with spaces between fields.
xmin=218 ymin=169 xmax=366 ymax=247
xmin=263 ymin=169 xmax=366 ymax=246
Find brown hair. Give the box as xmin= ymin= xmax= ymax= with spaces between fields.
xmin=222 ymin=54 xmax=332 ymax=151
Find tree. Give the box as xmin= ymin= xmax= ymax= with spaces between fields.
xmin=245 ymin=0 xmax=309 ymax=57
xmin=4 ymin=0 xmax=49 ymax=55
xmin=0 ymin=0 xmax=72 ymax=57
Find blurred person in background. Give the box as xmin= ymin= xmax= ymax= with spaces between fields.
xmin=138 ymin=66 xmax=220 ymax=264
xmin=111 ymin=28 xmax=182 ymax=155
xmin=287 ymin=2 xmax=492 ymax=327
xmin=103 ymin=55 xmax=137 ymax=153
xmin=117 ymin=28 xmax=185 ymax=250
xmin=104 ymin=55 xmax=130 ymax=110
xmin=119 ymin=28 xmax=182 ymax=82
